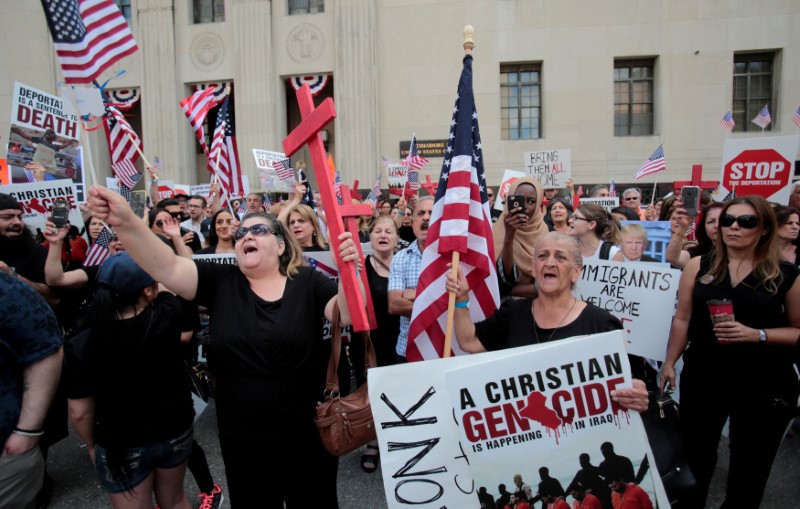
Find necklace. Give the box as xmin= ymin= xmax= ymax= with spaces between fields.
xmin=370 ymin=254 xmax=392 ymax=273
xmin=532 ymin=297 xmax=578 ymax=343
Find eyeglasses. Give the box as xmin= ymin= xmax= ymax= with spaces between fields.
xmin=187 ymin=204 xmax=202 ymax=209
xmin=624 ymin=196 xmax=640 ymax=201
xmin=719 ymin=214 xmax=760 ymax=229
xmin=234 ymin=223 xmax=277 ymax=241
xmin=570 ymin=216 xmax=590 ymax=223
xmin=110 ymin=235 xmax=119 ymax=242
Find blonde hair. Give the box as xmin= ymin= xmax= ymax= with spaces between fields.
xmin=286 ymin=204 xmax=327 ymax=250
xmin=577 ymin=203 xmax=622 ymax=245
xmin=621 ymin=223 xmax=648 ymax=244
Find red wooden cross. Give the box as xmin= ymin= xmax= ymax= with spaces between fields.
xmin=421 ymin=174 xmax=438 ymax=196
xmin=339 ymin=183 xmax=377 ymax=329
xmin=282 ymin=84 xmax=371 ymax=332
xmin=672 ymin=164 xmax=719 ymax=194
xmin=348 ymin=180 xmax=362 ymax=201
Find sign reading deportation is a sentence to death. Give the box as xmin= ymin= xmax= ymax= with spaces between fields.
xmin=574 ymin=260 xmax=680 ymax=361
xmin=718 ymin=135 xmax=799 ymax=204
xmin=399 ymin=139 xmax=448 ymax=159
xmin=444 ymin=332 xmax=668 ymax=509
xmin=524 ymin=149 xmax=571 ymax=189
xmin=7 ymin=82 xmax=86 ymax=201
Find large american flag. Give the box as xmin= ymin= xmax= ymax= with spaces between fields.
xmin=405 ymin=54 xmax=500 ymax=362
xmin=208 ymin=96 xmax=243 ymax=200
xmin=633 ymin=144 xmax=666 ymax=180
xmin=83 ymin=225 xmax=113 ymax=266
xmin=179 ymin=87 xmax=217 ymax=154
xmin=103 ymin=104 xmax=142 ymax=188
xmin=403 ymin=133 xmax=429 ymax=170
xmin=719 ymin=111 xmax=735 ymax=132
xmin=40 ymin=0 xmax=138 ymax=84
xmin=751 ymin=105 xmax=771 ymax=129
xmin=272 ymin=158 xmax=294 ymax=181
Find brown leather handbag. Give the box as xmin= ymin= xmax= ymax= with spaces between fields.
xmin=314 ymin=303 xmax=378 ymax=456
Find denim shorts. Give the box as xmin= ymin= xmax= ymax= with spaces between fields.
xmin=95 ymin=427 xmax=193 ymax=493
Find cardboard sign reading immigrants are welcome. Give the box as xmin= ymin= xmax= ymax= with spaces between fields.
xmin=574 ymin=259 xmax=680 ymax=361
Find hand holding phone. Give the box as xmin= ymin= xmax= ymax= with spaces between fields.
xmin=508 ymin=194 xmax=526 ymax=215
xmin=51 ymin=199 xmax=70 ymax=228
xmin=680 ymin=186 xmax=701 ymax=217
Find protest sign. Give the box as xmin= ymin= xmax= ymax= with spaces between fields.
xmin=495 ymin=169 xmax=525 ymax=211
xmin=192 ymin=253 xmax=238 ymax=266
xmin=7 ymin=82 xmax=86 ymax=201
xmin=524 ymin=149 xmax=571 ymax=189
xmin=718 ymin=135 xmax=799 ymax=204
xmin=443 ymin=332 xmax=668 ymax=508
xmin=253 ymin=148 xmax=292 ymax=192
xmin=369 ymin=349 xmax=517 ymax=508
xmin=2 ymin=180 xmax=83 ymax=232
xmin=574 ymin=260 xmax=680 ymax=361
xmin=173 ymin=184 xmax=191 ymax=196
xmin=0 ymin=159 xmax=9 ymax=186
xmin=106 ymin=177 xmax=119 ymax=193
xmin=190 ymin=183 xmax=212 ymax=199
xmin=579 ymin=196 xmax=620 ymax=211
xmin=386 ymin=163 xmax=410 ymax=196
xmin=620 ymin=220 xmax=671 ymax=262
xmin=157 ymin=180 xmax=175 ymax=201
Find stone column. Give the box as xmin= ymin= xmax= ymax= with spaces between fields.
xmin=231 ymin=0 xmax=279 ymax=188
xmin=334 ymin=0 xmax=379 ymax=187
xmin=137 ymin=0 xmax=185 ymax=181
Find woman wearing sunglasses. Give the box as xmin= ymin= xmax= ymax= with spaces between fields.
xmin=660 ymin=196 xmax=800 ymax=508
xmin=148 ymin=209 xmax=193 ymax=258
xmin=87 ymin=186 xmax=362 ymax=508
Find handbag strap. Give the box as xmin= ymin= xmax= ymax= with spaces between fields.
xmin=325 ymin=301 xmax=378 ymax=397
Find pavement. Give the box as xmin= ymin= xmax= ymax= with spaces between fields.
xmin=44 ymin=399 xmax=800 ymax=508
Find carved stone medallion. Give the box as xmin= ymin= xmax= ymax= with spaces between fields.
xmin=286 ymin=23 xmax=325 ymax=64
xmin=191 ymin=32 xmax=225 ymax=72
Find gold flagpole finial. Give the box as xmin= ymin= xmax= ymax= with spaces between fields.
xmin=463 ymin=25 xmax=475 ymax=54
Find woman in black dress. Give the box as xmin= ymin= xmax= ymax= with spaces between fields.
xmin=661 ymin=196 xmax=800 ymax=508
xmin=88 ymin=186 xmax=363 ymax=508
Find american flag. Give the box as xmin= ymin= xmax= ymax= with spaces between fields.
xmin=609 ymin=180 xmax=616 ymax=198
xmin=208 ymin=96 xmax=244 ymax=201
xmin=792 ymin=106 xmax=800 ymax=129
xmin=298 ymin=169 xmax=316 ymax=210
xmin=751 ymin=105 xmax=771 ymax=129
xmin=633 ymin=144 xmax=666 ymax=180
xmin=405 ymin=54 xmax=500 ymax=362
xmin=719 ymin=111 xmax=735 ymax=132
xmin=408 ymin=167 xmax=420 ymax=191
xmin=179 ymin=87 xmax=217 ymax=154
xmin=24 ymin=169 xmax=37 ymax=183
xmin=83 ymin=225 xmax=113 ymax=266
xmin=271 ymin=158 xmax=294 ymax=181
xmin=40 ymin=0 xmax=138 ymax=84
xmin=403 ymin=133 xmax=429 ymax=170
xmin=103 ymin=104 xmax=142 ymax=188
xmin=333 ymin=171 xmax=343 ymax=205
xmin=237 ymin=204 xmax=247 ymax=219
xmin=381 ymin=156 xmax=391 ymax=166
xmin=722 ymin=185 xmax=737 ymax=202
xmin=262 ymin=193 xmax=272 ymax=209
xmin=118 ymin=172 xmax=142 ymax=202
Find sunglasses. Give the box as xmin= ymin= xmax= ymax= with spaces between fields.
xmin=719 ymin=214 xmax=760 ymax=229
xmin=155 ymin=220 xmax=164 ymax=228
xmin=169 ymin=211 xmax=182 ymax=218
xmin=624 ymin=196 xmax=640 ymax=201
xmin=234 ymin=223 xmax=277 ymax=241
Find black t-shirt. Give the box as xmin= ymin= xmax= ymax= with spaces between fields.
xmin=193 ymin=263 xmax=337 ymax=435
xmin=1 ymin=241 xmax=47 ymax=283
xmin=362 ymin=255 xmax=399 ymax=367
xmin=476 ymin=299 xmax=623 ymax=351
xmin=66 ymin=293 xmax=193 ymax=449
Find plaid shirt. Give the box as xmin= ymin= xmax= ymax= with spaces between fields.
xmin=388 ymin=239 xmax=423 ymax=357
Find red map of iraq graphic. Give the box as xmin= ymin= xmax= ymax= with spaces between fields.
xmin=520 ymin=392 xmax=562 ymax=430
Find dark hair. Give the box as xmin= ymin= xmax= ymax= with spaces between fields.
xmin=658 ymin=195 xmax=680 ymax=221
xmin=588 ymin=184 xmax=609 ymax=197
xmin=189 ymin=195 xmax=207 ymax=208
xmin=775 ymin=205 xmax=800 ymax=226
xmin=148 ymin=208 xmax=170 ymax=228
xmin=157 ymin=198 xmax=180 ymax=209
xmin=611 ymin=206 xmax=639 ymax=221
xmin=577 ymin=203 xmax=621 ymax=244
xmin=689 ymin=201 xmax=725 ymax=258
xmin=545 ymin=197 xmax=573 ymax=226
xmin=207 ymin=209 xmax=235 ymax=249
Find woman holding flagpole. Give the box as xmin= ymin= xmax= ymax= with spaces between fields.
xmin=87 ymin=185 xmax=363 ymax=508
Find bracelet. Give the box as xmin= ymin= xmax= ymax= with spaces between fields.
xmin=12 ymin=427 xmax=44 ymax=437
xmin=454 ymin=300 xmax=469 ymax=309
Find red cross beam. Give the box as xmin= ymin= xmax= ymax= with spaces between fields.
xmin=421 ymin=174 xmax=438 ymax=196
xmin=339 ymin=183 xmax=377 ymax=330
xmin=672 ymin=164 xmax=719 ymax=194
xmin=282 ymin=84 xmax=374 ymax=332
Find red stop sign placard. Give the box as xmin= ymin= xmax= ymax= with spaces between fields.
xmin=157 ymin=184 xmax=175 ymax=200
xmin=723 ymin=149 xmax=791 ymax=198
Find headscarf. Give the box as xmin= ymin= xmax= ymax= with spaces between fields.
xmin=492 ymin=177 xmax=550 ymax=280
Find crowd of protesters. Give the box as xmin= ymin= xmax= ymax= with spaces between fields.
xmin=1 ymin=170 xmax=798 ymax=509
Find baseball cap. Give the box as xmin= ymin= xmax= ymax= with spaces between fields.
xmin=97 ymin=252 xmax=154 ymax=294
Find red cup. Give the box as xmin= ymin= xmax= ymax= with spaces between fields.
xmin=707 ymin=299 xmax=734 ymax=344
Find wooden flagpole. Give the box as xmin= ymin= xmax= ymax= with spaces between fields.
xmin=442 ymin=25 xmax=475 ymax=359
xmin=60 ymin=84 xmax=99 ymax=188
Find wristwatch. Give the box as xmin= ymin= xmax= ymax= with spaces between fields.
xmin=758 ymin=329 xmax=768 ymax=343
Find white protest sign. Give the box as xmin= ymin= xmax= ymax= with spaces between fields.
xmin=2 ymin=180 xmax=83 ymax=232
xmin=192 ymin=253 xmax=238 ymax=266
xmin=106 ymin=177 xmax=119 ymax=193
xmin=574 ymin=260 xmax=680 ymax=361
xmin=718 ymin=135 xmax=799 ymax=204
xmin=7 ymin=82 xmax=87 ymax=201
xmin=253 ymin=148 xmax=292 ymax=192
xmin=494 ymin=169 xmax=525 ymax=211
xmin=369 ymin=349 xmax=519 ymax=508
xmin=579 ymin=196 xmax=620 ymax=211
xmin=443 ymin=332 xmax=668 ymax=508
xmin=190 ymin=184 xmax=212 ymax=198
xmin=386 ymin=163 xmax=410 ymax=197
xmin=524 ymin=149 xmax=571 ymax=189
xmin=60 ymin=86 xmax=104 ymax=117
